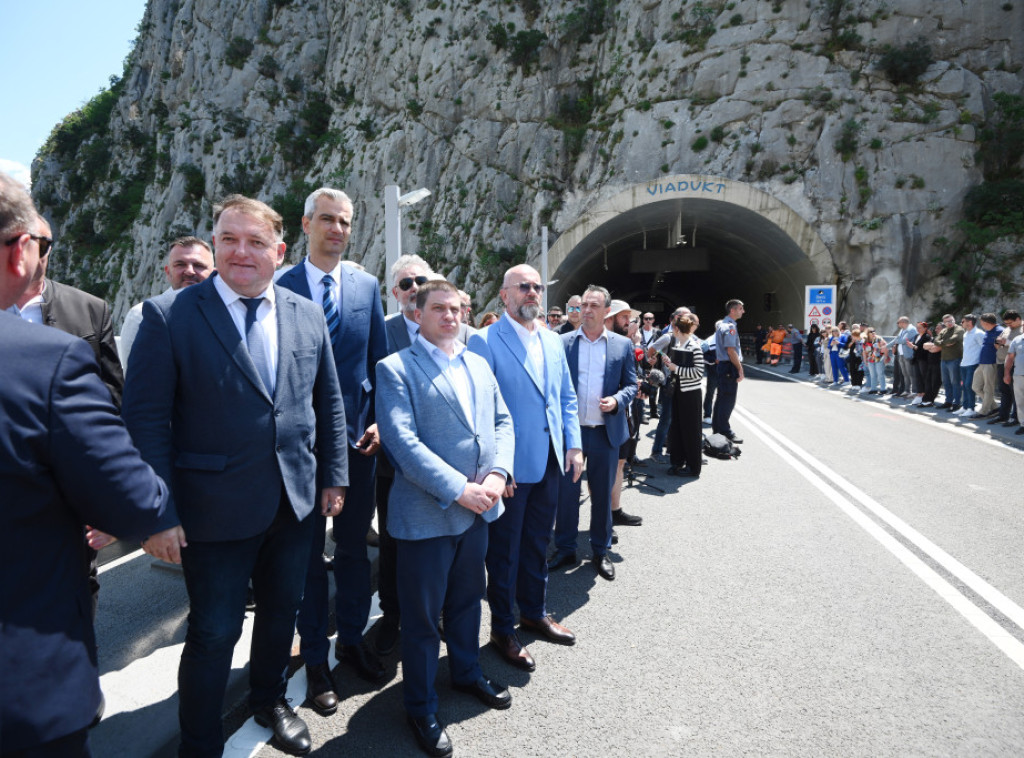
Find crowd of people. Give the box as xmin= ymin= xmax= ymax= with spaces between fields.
xmin=756 ymin=314 xmax=1024 ymax=434
xmin=1 ymin=174 xmax=757 ymax=758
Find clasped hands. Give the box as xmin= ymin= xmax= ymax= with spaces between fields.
xmin=458 ymin=472 xmax=507 ymax=515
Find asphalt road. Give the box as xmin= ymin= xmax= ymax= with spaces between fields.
xmin=92 ymin=363 xmax=1024 ymax=757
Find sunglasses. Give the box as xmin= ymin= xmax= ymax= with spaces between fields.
xmin=5 ymin=233 xmax=53 ymax=258
xmin=509 ymin=282 xmax=544 ymax=294
xmin=397 ymin=275 xmax=429 ymax=291
xmin=566 ymin=306 xmax=581 ymax=313
xmin=643 ymin=316 xmax=654 ymax=321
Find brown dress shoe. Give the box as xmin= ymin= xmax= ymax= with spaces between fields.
xmin=489 ymin=631 xmax=536 ymax=671
xmin=305 ymin=662 xmax=338 ymax=716
xmin=519 ymin=615 xmax=576 ymax=646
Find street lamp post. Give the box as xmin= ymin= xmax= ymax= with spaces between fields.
xmin=384 ymin=184 xmax=432 ymax=315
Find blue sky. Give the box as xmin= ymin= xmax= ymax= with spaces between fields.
xmin=0 ymin=0 xmax=147 ymax=187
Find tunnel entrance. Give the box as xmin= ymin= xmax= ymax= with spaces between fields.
xmin=548 ymin=175 xmax=834 ymax=329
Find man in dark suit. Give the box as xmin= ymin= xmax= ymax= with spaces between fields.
xmin=1 ymin=174 xmax=169 ymax=758
xmin=550 ymin=285 xmax=637 ymax=581
xmin=377 ymin=280 xmax=515 ymax=757
xmin=468 ymin=265 xmax=583 ymax=673
xmin=13 ymin=214 xmax=124 ymax=407
xmin=277 ymin=188 xmax=389 ymax=713
xmin=122 ymin=195 xmax=349 ymax=757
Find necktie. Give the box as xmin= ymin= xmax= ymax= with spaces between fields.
xmin=322 ymin=274 xmax=340 ymax=344
xmin=242 ymin=298 xmax=274 ymax=396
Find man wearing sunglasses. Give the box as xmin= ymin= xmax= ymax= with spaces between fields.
xmin=469 ymin=265 xmax=583 ymax=673
xmin=14 ymin=215 xmax=124 ymax=408
xmin=558 ymin=295 xmax=582 ymax=334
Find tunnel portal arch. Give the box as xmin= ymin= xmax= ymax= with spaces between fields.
xmin=548 ymin=175 xmax=835 ymax=328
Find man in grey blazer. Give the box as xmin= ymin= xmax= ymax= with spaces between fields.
xmin=376 ymin=280 xmax=515 ymax=758
xmin=123 ymin=195 xmax=348 ymax=757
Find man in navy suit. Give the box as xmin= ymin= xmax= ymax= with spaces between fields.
xmin=377 ymin=280 xmax=515 ymax=757
xmin=1 ymin=174 xmax=169 ymax=758
xmin=550 ymin=285 xmax=637 ymax=581
xmin=123 ymin=195 xmax=348 ymax=757
xmin=468 ymin=264 xmax=583 ymax=672
xmin=277 ymin=188 xmax=389 ymax=711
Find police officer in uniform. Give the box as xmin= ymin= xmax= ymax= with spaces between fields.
xmin=712 ymin=299 xmax=745 ymax=444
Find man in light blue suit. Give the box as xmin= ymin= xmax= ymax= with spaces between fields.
xmin=468 ymin=264 xmax=583 ymax=672
xmin=551 ymin=285 xmax=638 ymax=581
xmin=123 ymin=196 xmax=348 ymax=757
xmin=377 ymin=280 xmax=515 ymax=758
xmin=277 ymin=188 xmax=390 ymax=710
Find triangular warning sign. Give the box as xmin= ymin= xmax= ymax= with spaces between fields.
xmin=808 ymin=306 xmax=821 ymax=317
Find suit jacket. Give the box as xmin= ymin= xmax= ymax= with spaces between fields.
xmin=40 ymin=278 xmax=125 ymax=408
xmin=468 ymin=316 xmax=581 ymax=484
xmin=562 ymin=329 xmax=638 ymax=448
xmin=122 ymin=275 xmax=348 ymax=542
xmin=276 ymin=262 xmax=387 ymax=446
xmin=0 ymin=313 xmax=167 ymax=752
xmin=375 ymin=338 xmax=514 ymax=540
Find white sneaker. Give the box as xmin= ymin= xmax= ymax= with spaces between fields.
xmin=910 ymin=397 xmax=922 ymax=406
xmin=858 ymin=387 xmax=868 ymax=394
xmin=955 ymin=408 xmax=969 ymax=416
xmin=963 ymin=410 xmax=980 ymax=418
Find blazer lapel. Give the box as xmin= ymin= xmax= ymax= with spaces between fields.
xmin=409 ymin=341 xmax=473 ymax=434
xmin=497 ymin=319 xmax=543 ymax=394
xmin=338 ymin=266 xmax=354 ymax=346
xmin=274 ymin=287 xmax=298 ymax=398
xmin=196 ymin=280 xmax=272 ymax=402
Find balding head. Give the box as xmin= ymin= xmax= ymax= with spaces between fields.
xmin=0 ymin=174 xmax=41 ymax=308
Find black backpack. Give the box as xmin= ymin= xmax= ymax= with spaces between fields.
xmin=703 ymin=433 xmax=741 ymax=460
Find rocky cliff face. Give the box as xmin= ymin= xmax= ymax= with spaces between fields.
xmin=31 ymin=0 xmax=1024 ymax=325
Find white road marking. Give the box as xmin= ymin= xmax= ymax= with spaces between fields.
xmin=735 ymin=406 xmax=1024 ymax=671
xmin=744 ymin=365 xmax=1024 ymax=456
xmin=97 ymin=546 xmax=145 ymax=574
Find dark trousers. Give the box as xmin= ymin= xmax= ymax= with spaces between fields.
xmin=178 ymin=500 xmax=314 ymax=758
xmin=397 ymin=518 xmax=487 ymax=717
xmin=648 ymin=384 xmax=659 ymax=415
xmin=486 ymin=445 xmax=560 ymax=635
xmin=892 ymin=354 xmax=906 ymax=394
xmin=997 ymin=363 xmax=1016 ymax=420
xmin=790 ymin=343 xmax=803 ymax=372
xmin=712 ymin=361 xmax=739 ymax=436
xmin=553 ymin=425 xmax=617 ymax=557
xmin=652 ymin=386 xmax=674 ymax=454
xmin=808 ymin=348 xmax=819 ymax=375
xmin=375 ymin=473 xmax=399 ymax=620
xmin=669 ymin=388 xmax=703 ymax=477
xmin=297 ymin=448 xmax=376 ymax=663
xmin=703 ymin=359 xmax=718 ymax=418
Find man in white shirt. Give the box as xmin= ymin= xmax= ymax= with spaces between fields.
xmin=119 ymin=236 xmax=214 ymax=366
xmin=958 ymin=314 xmax=985 ymax=416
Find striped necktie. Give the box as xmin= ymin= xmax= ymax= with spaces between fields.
xmin=322 ymin=274 xmax=340 ymax=344
xmin=241 ymin=297 xmax=274 ymax=396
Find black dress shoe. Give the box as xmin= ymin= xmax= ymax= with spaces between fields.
xmin=452 ymin=676 xmax=512 ymax=709
xmin=592 ymin=554 xmax=615 ymax=581
xmin=611 ymin=528 xmax=618 ymax=544
xmin=407 ymin=713 xmax=453 ymax=757
xmin=547 ymin=552 xmax=578 ymax=570
xmin=520 ymin=614 xmax=576 ymax=645
xmin=668 ymin=466 xmax=696 ymax=477
xmin=253 ymin=699 xmax=311 ymax=756
xmin=373 ymin=615 xmax=401 ymax=657
xmin=489 ymin=631 xmax=536 ymax=671
xmin=1016 ymin=426 xmax=1024 ymax=435
xmin=988 ymin=417 xmax=1008 ymax=425
xmin=724 ymin=433 xmax=743 ymax=444
xmin=336 ymin=642 xmax=386 ymax=682
xmin=305 ymin=662 xmax=338 ymax=716
xmin=612 ymin=509 xmax=642 ymax=526
xmin=938 ymin=402 xmax=952 ymax=409
xmin=1002 ymin=420 xmax=1019 ymax=427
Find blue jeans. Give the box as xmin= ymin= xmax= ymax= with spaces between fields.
xmin=941 ymin=359 xmax=962 ymax=405
xmin=961 ymin=364 xmax=978 ymax=409
xmin=554 ymin=426 xmax=617 ymax=557
xmin=178 ymin=500 xmax=314 ymax=758
xmin=830 ymin=351 xmax=850 ymax=382
xmin=652 ymin=388 xmax=674 ymax=454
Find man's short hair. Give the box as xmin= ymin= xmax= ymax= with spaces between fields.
xmin=213 ymin=195 xmax=284 ymax=242
xmin=897 ymin=316 xmax=910 ymax=324
xmin=962 ymin=313 xmax=977 ymax=326
xmin=415 ymin=279 xmax=459 ymax=310
xmin=1002 ymin=309 xmax=1020 ymax=321
xmin=566 ymin=295 xmax=581 ymax=305
xmin=0 ymin=173 xmax=36 ymax=239
xmin=980 ymin=312 xmax=998 ymax=325
xmin=168 ymin=235 xmax=212 ymax=257
xmin=583 ymin=284 xmax=611 ymax=307
xmin=725 ymin=298 xmax=744 ymax=311
xmin=303 ymin=187 xmax=353 ymax=218
xmin=391 ymin=253 xmax=432 ymax=285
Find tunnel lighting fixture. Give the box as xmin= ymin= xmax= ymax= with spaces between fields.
xmin=384 ymin=184 xmax=432 ymax=315
xmin=399 ymin=188 xmax=432 ymax=207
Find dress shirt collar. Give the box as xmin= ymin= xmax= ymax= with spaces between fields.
xmin=213 ymin=273 xmax=276 ymax=308
xmin=579 ymin=327 xmax=609 ymax=344
xmin=419 ymin=334 xmax=466 ymax=363
xmin=505 ymin=311 xmax=539 ymax=340
xmin=303 ymin=257 xmax=341 ymax=290
xmin=403 ymin=314 xmax=419 ymax=341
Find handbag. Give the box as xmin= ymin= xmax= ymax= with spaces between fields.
xmin=839 ymin=348 xmax=850 ymax=359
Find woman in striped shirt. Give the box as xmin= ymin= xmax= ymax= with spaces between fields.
xmin=657 ymin=313 xmax=705 ymax=478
